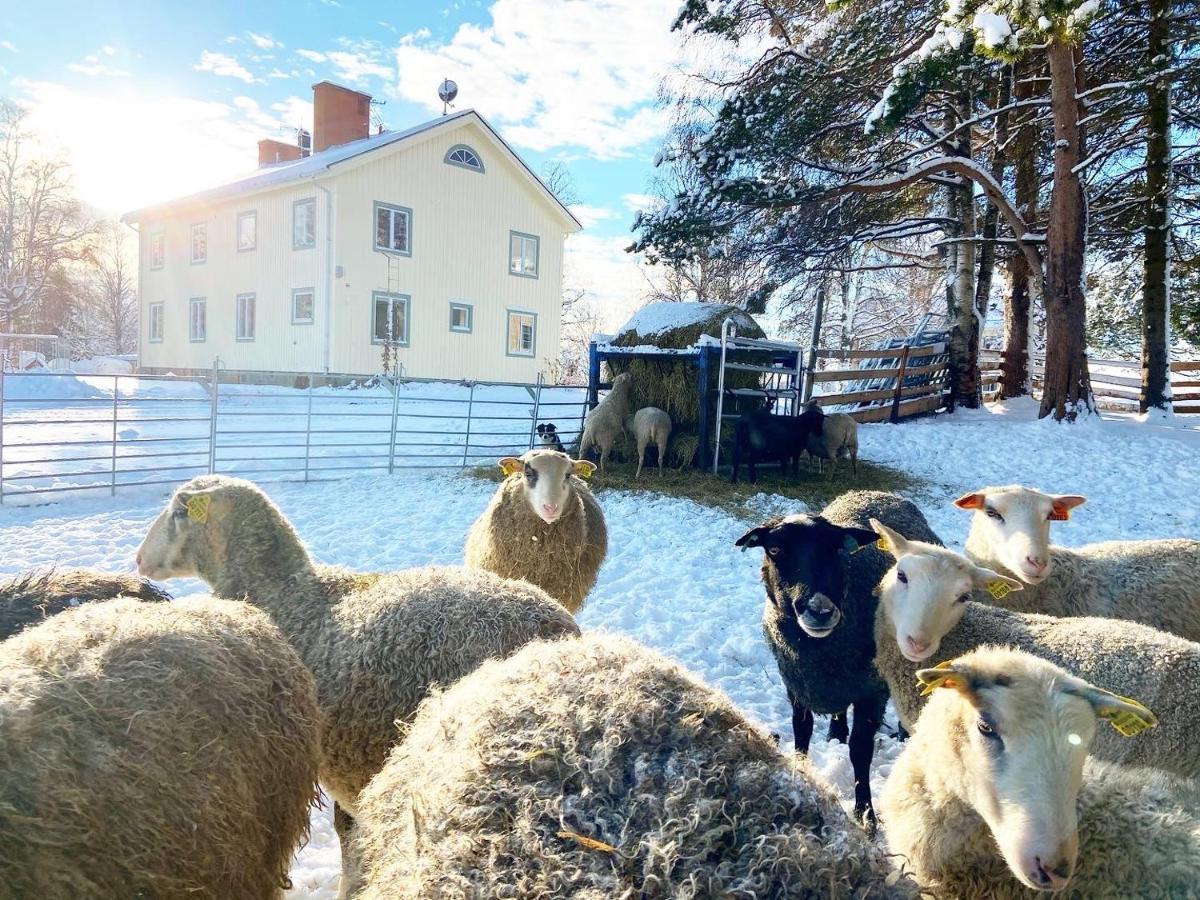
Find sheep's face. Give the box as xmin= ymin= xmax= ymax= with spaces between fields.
xmin=956 ymin=487 xmax=1086 ymax=584
xmin=871 ymin=520 xmax=1021 ymax=662
xmin=136 ymin=485 xmax=224 ymax=580
xmin=735 ymin=514 xmax=878 ymax=638
xmin=498 ymin=451 xmax=595 ymax=525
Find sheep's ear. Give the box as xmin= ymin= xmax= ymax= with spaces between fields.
xmin=174 ymin=488 xmax=217 ymax=524
xmin=1069 ymin=684 xmax=1157 ymax=737
xmin=571 ymin=459 xmax=596 ymax=479
xmin=971 ymin=566 xmax=1023 ymax=599
xmin=954 ymin=492 xmax=986 ymax=510
xmin=841 ymin=526 xmax=879 ymax=554
xmin=735 ymin=526 xmax=770 ymax=551
xmin=1049 ymin=494 xmax=1087 ymax=521
xmin=916 ymin=660 xmax=973 ymax=696
xmin=498 ymin=457 xmax=524 ymax=477
xmin=868 ymin=518 xmax=907 ymax=558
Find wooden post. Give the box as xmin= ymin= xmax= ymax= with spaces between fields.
xmin=890 ymin=345 xmax=911 ymax=424
xmin=802 ymin=283 xmax=826 ymax=402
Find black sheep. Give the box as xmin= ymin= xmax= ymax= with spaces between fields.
xmin=735 ymin=490 xmax=941 ymax=832
xmin=729 ymin=403 xmax=824 ymax=483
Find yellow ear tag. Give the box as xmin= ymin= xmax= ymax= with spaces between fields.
xmin=186 ymin=494 xmax=211 ymax=524
xmin=987 ymin=580 xmax=1012 ymax=600
xmin=917 ymin=660 xmax=955 ymax=696
xmin=875 ymin=534 xmax=891 ymax=555
xmin=499 ymin=459 xmax=523 ymax=477
xmin=1099 ymin=696 xmax=1157 ymax=738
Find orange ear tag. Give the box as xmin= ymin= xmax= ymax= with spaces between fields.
xmin=1049 ymin=508 xmax=1071 ymax=521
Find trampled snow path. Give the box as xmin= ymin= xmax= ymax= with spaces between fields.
xmin=1 ymin=398 xmax=1198 ymax=897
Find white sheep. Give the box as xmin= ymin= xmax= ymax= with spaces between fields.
xmin=578 ymin=371 xmax=632 ymax=471
xmin=135 ymin=475 xmax=580 ymax=891
xmin=869 ymin=519 xmax=1200 ymax=779
xmin=0 ymin=596 xmax=322 ymax=899
xmin=880 ymin=645 xmax=1200 ymax=898
xmin=956 ymin=485 xmax=1200 ymax=643
xmin=804 ymin=405 xmax=859 ymax=478
xmin=464 ymin=449 xmax=606 ymax=613
xmin=624 ymin=405 xmax=671 ymax=477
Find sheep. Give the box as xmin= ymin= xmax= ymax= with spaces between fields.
xmin=879 ymin=645 xmax=1200 ymax=898
xmin=578 ymin=371 xmax=633 ymax=471
xmin=956 ymin=484 xmax=1200 ymax=643
xmin=0 ymin=596 xmax=321 ymax=899
xmin=623 ymin=405 xmax=671 ymax=477
xmin=803 ymin=403 xmax=859 ymax=479
xmin=870 ymin=521 xmax=1200 ymax=778
xmin=351 ymin=633 xmax=922 ymax=899
xmin=535 ymin=421 xmax=565 ymax=452
xmin=1 ymin=567 xmax=172 ymax=640
xmin=729 ymin=401 xmax=825 ymax=483
xmin=464 ymin=450 xmax=606 ymax=614
xmin=735 ymin=490 xmax=942 ymax=832
xmin=135 ymin=474 xmax=581 ymax=888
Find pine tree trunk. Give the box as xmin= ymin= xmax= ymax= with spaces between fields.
xmin=1141 ymin=0 xmax=1172 ymax=412
xmin=950 ymin=177 xmax=980 ymax=407
xmin=976 ymin=66 xmax=1011 ymax=402
xmin=1003 ymin=62 xmax=1038 ymax=398
xmin=1039 ymin=41 xmax=1093 ymax=421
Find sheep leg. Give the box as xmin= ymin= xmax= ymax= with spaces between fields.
xmin=848 ymin=696 xmax=885 ymax=835
xmin=789 ymin=693 xmax=814 ymax=755
xmin=635 ymin=437 xmax=647 ymax=479
xmin=657 ymin=436 xmax=666 ymax=475
xmin=851 ymin=448 xmax=858 ymax=478
xmin=334 ymin=801 xmax=359 ymax=896
xmin=827 ymin=710 xmax=849 ymax=744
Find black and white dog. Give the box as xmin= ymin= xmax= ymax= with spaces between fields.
xmin=535 ymin=422 xmax=565 ymax=452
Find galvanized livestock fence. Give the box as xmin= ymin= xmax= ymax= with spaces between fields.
xmin=0 ymin=364 xmax=588 ymax=505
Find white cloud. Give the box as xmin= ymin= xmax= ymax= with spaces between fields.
xmin=195 ymin=50 xmax=257 ymax=83
xmin=267 ymin=68 xmax=291 ymax=79
xmin=328 ymin=50 xmax=393 ymax=83
xmin=102 ymin=45 xmax=116 ymax=56
xmin=392 ymin=0 xmax=684 ymax=159
xmin=247 ymin=31 xmax=279 ymax=50
xmin=564 ymin=234 xmax=657 ymax=331
xmin=67 ymin=60 xmax=130 ymax=77
xmin=621 ymin=192 xmax=660 ymax=213
xmin=1 ymin=41 xmax=17 ymax=53
xmin=296 ymin=49 xmax=326 ymax=63
xmin=570 ymin=204 xmax=619 ymax=229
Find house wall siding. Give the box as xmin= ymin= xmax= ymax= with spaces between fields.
xmin=136 ymin=119 xmax=567 ymax=383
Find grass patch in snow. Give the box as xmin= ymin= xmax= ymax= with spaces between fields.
xmin=469 ymin=457 xmax=924 ymax=519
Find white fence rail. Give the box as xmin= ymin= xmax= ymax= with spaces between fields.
xmin=0 ymin=369 xmax=588 ymax=505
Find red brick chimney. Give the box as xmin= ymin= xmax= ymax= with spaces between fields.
xmin=312 ymin=81 xmax=371 ymax=152
xmin=258 ymin=138 xmax=304 ymax=166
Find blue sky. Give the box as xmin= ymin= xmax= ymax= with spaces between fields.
xmin=1 ymin=0 xmax=686 ymax=325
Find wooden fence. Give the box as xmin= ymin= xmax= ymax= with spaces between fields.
xmin=979 ymin=351 xmax=1200 ymax=413
xmin=808 ymin=342 xmax=951 ymax=423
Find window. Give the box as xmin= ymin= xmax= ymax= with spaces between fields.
xmin=444 ymin=144 xmax=484 ymax=172
xmin=506 ymin=310 xmax=537 ymax=357
xmin=150 ymin=232 xmax=165 ymax=269
xmin=190 ymin=223 xmax=207 ymax=264
xmin=374 ymin=202 xmax=412 ymax=255
xmin=236 ymin=293 xmax=256 ymax=341
xmin=371 ymin=292 xmax=410 ymax=346
xmin=449 ymin=302 xmax=473 ymax=333
xmin=293 ymin=198 xmax=316 ymax=250
xmin=292 ymin=288 xmax=315 ymax=325
xmin=509 ymin=231 xmax=539 ymax=278
xmin=148 ymin=302 xmax=164 ymax=342
xmin=237 ymin=211 xmax=257 ymax=252
xmin=189 ymin=298 xmax=207 ymax=342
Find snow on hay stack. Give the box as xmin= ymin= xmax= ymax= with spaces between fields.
xmin=608 ymin=302 xmax=765 ymax=466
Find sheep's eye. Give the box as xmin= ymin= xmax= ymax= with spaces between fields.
xmin=957 ymin=593 xmax=971 ymax=604
xmin=977 ymin=717 xmax=999 ymax=740
xmin=985 ymin=508 xmax=1004 ymax=522
xmin=767 ymin=546 xmax=780 ymax=557
xmin=896 ymin=570 xmax=908 ymax=584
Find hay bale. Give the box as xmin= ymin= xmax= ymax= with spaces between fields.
xmin=0 ymin=568 xmax=172 ymax=640
xmin=608 ymin=302 xmax=767 ymax=434
xmin=352 ymin=633 xmax=921 ymax=899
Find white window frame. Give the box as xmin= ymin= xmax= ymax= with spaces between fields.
xmin=150 ymin=232 xmax=165 ymax=269
xmin=148 ymin=302 xmax=164 ymax=343
xmin=293 ymin=198 xmax=316 ymax=250
xmin=506 ymin=309 xmax=537 ymax=358
xmin=449 ymin=302 xmax=473 ymax=333
xmin=371 ymin=291 xmax=411 ymax=346
xmin=189 ymin=297 xmax=207 ymax=342
xmin=509 ymin=231 xmax=539 ymax=278
xmin=374 ymin=202 xmax=412 ymax=256
xmin=237 ymin=210 xmax=257 ymax=252
xmin=236 ymin=293 xmax=256 ymax=342
xmin=292 ymin=287 xmax=315 ymax=325
xmin=190 ymin=222 xmax=207 ymax=265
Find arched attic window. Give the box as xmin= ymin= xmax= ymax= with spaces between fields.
xmin=444 ymin=144 xmax=485 ymax=173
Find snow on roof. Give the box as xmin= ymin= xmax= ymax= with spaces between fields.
xmin=617 ymin=301 xmax=758 ymax=338
xmin=123 ymin=109 xmax=580 ymax=229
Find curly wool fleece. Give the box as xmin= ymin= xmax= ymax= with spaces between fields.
xmin=353 ymin=633 xmax=920 ymax=899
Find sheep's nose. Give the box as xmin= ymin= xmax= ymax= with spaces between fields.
xmin=542 ymin=503 xmax=559 ymax=517
xmin=1024 ymin=555 xmax=1047 ymax=574
xmin=1031 ymin=855 xmax=1073 ymax=890
xmin=906 ymin=635 xmax=930 ymax=656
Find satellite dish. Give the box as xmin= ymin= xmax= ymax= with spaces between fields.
xmin=438 ymin=78 xmax=458 ymax=115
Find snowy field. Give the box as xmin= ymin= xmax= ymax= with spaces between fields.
xmin=1 ymin=397 xmax=1199 ymax=896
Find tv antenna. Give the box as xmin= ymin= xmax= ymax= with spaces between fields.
xmin=438 ymin=78 xmax=458 ymax=116
xmin=369 ymin=97 xmax=388 ymax=134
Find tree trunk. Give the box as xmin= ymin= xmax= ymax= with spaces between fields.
xmin=1039 ymin=41 xmax=1093 ymax=421
xmin=1141 ymin=0 xmax=1172 ymax=412
xmin=949 ymin=177 xmax=980 ymax=407
xmin=1003 ymin=62 xmax=1037 ymax=398
xmin=976 ymin=66 xmax=1011 ymax=402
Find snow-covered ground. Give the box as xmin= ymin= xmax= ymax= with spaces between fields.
xmin=1 ymin=397 xmax=1198 ymax=896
